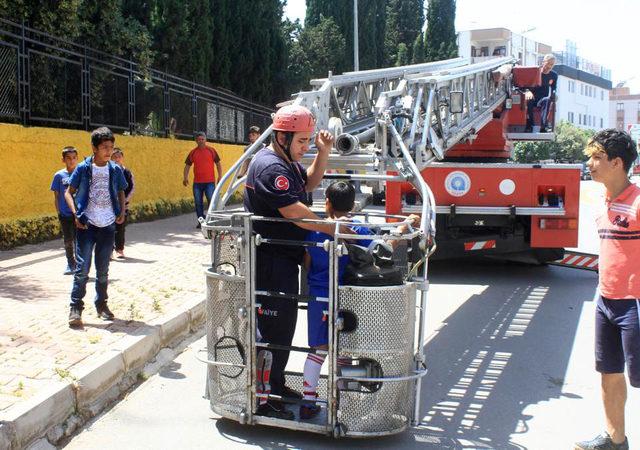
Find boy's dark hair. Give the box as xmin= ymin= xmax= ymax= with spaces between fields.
xmin=61 ymin=146 xmax=77 ymax=158
xmin=249 ymin=126 xmax=261 ymax=134
xmin=586 ymin=129 xmax=638 ymax=172
xmin=91 ymin=127 xmax=115 ymax=148
xmin=112 ymin=147 xmax=124 ymax=157
xmin=195 ymin=131 xmax=206 ymax=139
xmin=326 ymin=181 xmax=355 ymax=213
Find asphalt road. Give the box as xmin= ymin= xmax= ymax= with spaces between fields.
xmin=64 ymin=181 xmax=639 ymax=450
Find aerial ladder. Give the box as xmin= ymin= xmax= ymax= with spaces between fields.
xmin=199 ymin=56 xmax=581 ymax=437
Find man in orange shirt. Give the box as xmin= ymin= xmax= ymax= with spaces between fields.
xmin=575 ymin=129 xmax=639 ymax=450
xmin=183 ymin=132 xmax=223 ymax=228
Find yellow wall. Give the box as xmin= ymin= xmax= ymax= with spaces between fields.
xmin=0 ymin=123 xmax=244 ymax=221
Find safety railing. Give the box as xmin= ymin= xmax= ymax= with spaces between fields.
xmin=0 ymin=18 xmax=272 ymax=142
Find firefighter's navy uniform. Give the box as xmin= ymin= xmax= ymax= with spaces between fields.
xmin=243 ymin=146 xmax=309 ymax=400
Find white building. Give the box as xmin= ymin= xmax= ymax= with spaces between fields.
xmin=457 ymin=28 xmax=552 ymax=66
xmin=554 ymin=65 xmax=611 ymax=131
xmin=609 ymin=87 xmax=640 ymax=131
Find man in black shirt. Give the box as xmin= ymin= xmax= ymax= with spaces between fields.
xmin=525 ymin=54 xmax=557 ymax=132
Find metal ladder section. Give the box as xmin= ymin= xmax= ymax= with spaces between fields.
xmin=211 ymin=55 xmax=516 ymax=214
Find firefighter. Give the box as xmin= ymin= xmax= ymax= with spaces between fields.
xmin=243 ymin=104 xmax=341 ymax=419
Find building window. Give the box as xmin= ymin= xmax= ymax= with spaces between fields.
xmin=601 ymin=90 xmax=604 ymax=101
xmin=471 ymin=46 xmax=477 ymax=57
xmin=617 ymin=103 xmax=624 ymax=111
xmin=493 ymin=46 xmax=506 ymax=56
xmin=600 ymin=118 xmax=603 ymax=128
xmin=480 ymin=46 xmax=489 ymax=57
xmin=580 ymin=84 xmax=584 ymax=95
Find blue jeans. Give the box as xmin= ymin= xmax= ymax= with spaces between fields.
xmin=193 ymin=182 xmax=215 ymax=220
xmin=70 ymin=223 xmax=116 ymax=309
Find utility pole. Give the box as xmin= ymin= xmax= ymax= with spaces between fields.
xmin=353 ymin=0 xmax=359 ymax=71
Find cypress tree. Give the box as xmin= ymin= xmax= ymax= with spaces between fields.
xmin=384 ymin=0 xmax=424 ymax=66
xmin=411 ymin=32 xmax=425 ymax=64
xmin=305 ymin=0 xmax=387 ymax=72
xmin=424 ymin=0 xmax=457 ymax=62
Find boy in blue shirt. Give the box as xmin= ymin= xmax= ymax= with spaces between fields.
xmin=300 ymin=181 xmax=418 ymax=419
xmin=64 ymin=127 xmax=128 ymax=327
xmin=50 ymin=147 xmax=79 ymax=274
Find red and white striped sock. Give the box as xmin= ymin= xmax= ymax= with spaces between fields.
xmin=256 ymin=350 xmax=272 ymax=406
xmin=303 ymin=353 xmax=326 ymax=401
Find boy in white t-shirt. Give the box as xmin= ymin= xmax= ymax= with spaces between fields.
xmin=64 ymin=127 xmax=128 ymax=327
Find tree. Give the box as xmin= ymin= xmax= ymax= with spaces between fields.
xmin=424 ymin=0 xmax=457 ymax=62
xmin=396 ymin=43 xmax=409 ymax=66
xmin=513 ymin=121 xmax=593 ymax=163
xmin=78 ymin=0 xmax=153 ymax=66
xmin=411 ymin=32 xmax=425 ymax=64
xmin=299 ymin=16 xmax=346 ymax=80
xmin=0 ymin=0 xmax=83 ymax=39
xmin=384 ymin=0 xmax=424 ymax=66
xmin=305 ymin=0 xmax=387 ymax=72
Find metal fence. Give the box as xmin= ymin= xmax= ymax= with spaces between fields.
xmin=0 ymin=18 xmax=272 ymax=143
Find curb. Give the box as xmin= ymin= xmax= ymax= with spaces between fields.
xmin=0 ymin=295 xmax=206 ymax=450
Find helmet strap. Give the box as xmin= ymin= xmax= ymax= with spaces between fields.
xmin=273 ymin=131 xmax=294 ymax=162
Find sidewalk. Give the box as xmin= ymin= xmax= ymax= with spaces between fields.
xmin=0 ymin=213 xmax=210 ymax=442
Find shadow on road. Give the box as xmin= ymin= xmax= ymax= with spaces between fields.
xmin=417 ymin=259 xmax=597 ymax=449
xmin=211 ymin=259 xmax=598 ymax=449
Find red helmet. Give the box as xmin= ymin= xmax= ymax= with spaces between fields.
xmin=272 ymin=105 xmax=316 ymax=133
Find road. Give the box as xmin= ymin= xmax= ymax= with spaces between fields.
xmin=64 ymin=181 xmax=639 ymax=450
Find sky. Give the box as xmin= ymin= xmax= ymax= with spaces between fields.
xmin=284 ymin=0 xmax=640 ymax=92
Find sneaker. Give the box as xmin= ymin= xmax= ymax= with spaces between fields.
xmin=115 ymin=250 xmax=125 ymax=259
xmin=281 ymin=385 xmax=303 ymax=400
xmin=575 ymin=432 xmax=629 ymax=450
xmin=96 ymin=303 xmax=115 ymax=320
xmin=299 ymin=403 xmax=321 ymax=420
xmin=255 ymin=401 xmax=294 ymax=420
xmin=63 ymin=265 xmax=75 ymax=275
xmin=196 ymin=223 xmax=202 ymax=229
xmin=68 ymin=307 xmax=83 ymax=327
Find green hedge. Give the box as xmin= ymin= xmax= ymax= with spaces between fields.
xmin=0 ymin=193 xmax=242 ymax=250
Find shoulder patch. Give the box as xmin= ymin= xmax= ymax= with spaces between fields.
xmin=274 ymin=175 xmax=290 ymax=191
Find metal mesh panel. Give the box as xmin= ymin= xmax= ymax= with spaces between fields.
xmin=236 ymin=110 xmax=245 ymax=142
xmin=207 ymin=229 xmax=249 ymax=418
xmin=0 ymin=44 xmax=18 ymax=118
xmin=29 ymin=51 xmax=82 ymax=123
xmin=219 ymin=105 xmax=236 ymax=142
xmin=134 ymin=80 xmax=163 ymax=135
xmin=205 ymin=101 xmax=218 ymax=139
xmin=169 ymin=89 xmax=193 ymax=137
xmin=337 ymin=284 xmax=416 ymax=435
xmin=196 ymin=98 xmax=214 ymax=139
xmin=212 ymin=231 xmax=245 ymax=277
xmin=89 ymin=67 xmax=129 ymax=129
xmin=206 ymin=274 xmax=248 ymax=417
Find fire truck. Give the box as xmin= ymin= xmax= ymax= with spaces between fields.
xmin=310 ymin=55 xmax=579 ymax=264
xmin=200 ymin=56 xmax=581 ymax=437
